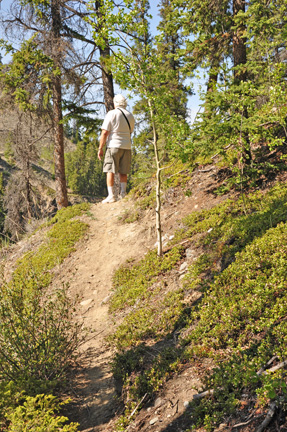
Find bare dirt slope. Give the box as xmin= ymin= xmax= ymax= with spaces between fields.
xmin=54 ymin=166 xmax=230 ymax=432
xmin=57 ymin=197 xmax=157 ymax=432
xmin=0 ymin=165 xmax=232 ymax=431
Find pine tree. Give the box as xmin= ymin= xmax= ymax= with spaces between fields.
xmin=95 ymin=0 xmax=115 ymax=112
xmin=157 ymin=0 xmax=190 ymax=120
xmin=90 ymin=0 xmax=191 ymax=255
xmin=1 ymin=0 xmax=117 ymax=209
xmin=51 ymin=0 xmax=68 ymax=208
xmin=174 ymin=0 xmax=287 ymax=182
xmin=66 ymin=138 xmax=106 ymax=197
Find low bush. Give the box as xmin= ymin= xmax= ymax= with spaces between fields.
xmin=7 ymin=394 xmax=79 ymax=431
xmin=110 ymin=246 xmax=184 ymax=312
xmin=0 ymin=203 xmax=90 ymax=429
xmin=184 ymin=221 xmax=287 ymax=429
xmin=14 ymin=205 xmax=89 ymax=288
xmin=0 ymin=272 xmax=86 ymax=394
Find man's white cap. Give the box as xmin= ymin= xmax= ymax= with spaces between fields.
xmin=113 ymin=94 xmax=127 ymax=108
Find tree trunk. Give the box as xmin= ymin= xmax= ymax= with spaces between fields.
xmin=51 ymin=0 xmax=68 ymax=209
xmin=233 ymin=0 xmax=247 ymax=83
xmin=233 ymin=0 xmax=252 ymax=165
xmin=100 ymin=45 xmax=114 ymax=112
xmin=148 ymin=99 xmax=163 ymax=257
xmin=206 ymin=48 xmax=220 ymax=94
xmin=95 ymin=0 xmax=115 ymax=112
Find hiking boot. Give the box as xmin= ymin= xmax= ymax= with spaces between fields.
xmin=102 ymin=195 xmax=117 ymax=204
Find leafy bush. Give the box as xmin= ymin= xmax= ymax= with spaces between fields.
xmin=0 ymin=273 xmax=86 ymax=394
xmin=110 ymin=289 xmax=185 ymax=348
xmin=114 ymin=347 xmax=181 ymax=431
xmin=183 ymin=220 xmax=287 ymax=429
xmin=0 ymin=381 xmax=23 ymax=430
xmin=7 ymin=394 xmax=79 ymax=431
xmin=0 ymin=202 xmax=90 ymax=429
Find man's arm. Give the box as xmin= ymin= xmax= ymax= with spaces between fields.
xmin=98 ymin=129 xmax=110 ymax=160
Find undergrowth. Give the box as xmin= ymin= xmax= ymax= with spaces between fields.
xmin=125 ymin=161 xmax=193 ymax=218
xmin=6 ymin=394 xmax=79 ymax=431
xmin=14 ymin=203 xmax=90 ymax=287
xmin=0 ymin=203 xmax=90 ymax=431
xmin=185 ymin=221 xmax=287 ymax=430
xmin=110 ymin=182 xmax=287 ymax=431
xmin=110 ymin=246 xmax=184 ymax=312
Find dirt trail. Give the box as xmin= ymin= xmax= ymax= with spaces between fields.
xmin=57 ymin=167 xmax=226 ymax=431
xmin=0 ymin=166 xmax=227 ymax=431
xmin=55 ymin=198 xmax=156 ymax=431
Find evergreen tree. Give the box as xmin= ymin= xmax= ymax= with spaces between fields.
xmin=95 ymin=0 xmax=115 ymax=112
xmin=66 ymin=138 xmax=106 ymax=197
xmin=0 ymin=0 xmax=118 ymax=209
xmin=157 ymin=0 xmax=190 ymax=120
xmin=174 ymin=0 xmax=287 ymax=182
xmin=90 ymin=0 xmax=191 ymax=254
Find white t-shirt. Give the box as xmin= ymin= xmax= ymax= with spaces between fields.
xmin=101 ymin=108 xmax=135 ymax=149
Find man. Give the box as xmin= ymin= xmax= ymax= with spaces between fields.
xmin=98 ymin=94 xmax=135 ymax=203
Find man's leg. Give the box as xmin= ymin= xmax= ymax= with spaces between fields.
xmin=119 ymin=173 xmax=127 ymax=198
xmin=102 ymin=148 xmax=120 ymax=203
xmin=107 ymin=172 xmax=115 ymax=187
xmin=102 ymin=172 xmax=116 ymax=203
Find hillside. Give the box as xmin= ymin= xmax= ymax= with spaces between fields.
xmin=1 ymin=165 xmax=287 ymax=432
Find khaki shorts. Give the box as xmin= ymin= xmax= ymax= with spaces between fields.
xmin=103 ymin=148 xmax=131 ymax=174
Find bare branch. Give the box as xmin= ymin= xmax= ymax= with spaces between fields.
xmin=255 ymin=402 xmax=276 ymax=432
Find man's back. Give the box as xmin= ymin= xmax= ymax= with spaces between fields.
xmin=102 ymin=108 xmax=135 ymax=149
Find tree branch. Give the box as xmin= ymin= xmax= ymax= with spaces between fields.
xmin=255 ymin=402 xmax=276 ymax=432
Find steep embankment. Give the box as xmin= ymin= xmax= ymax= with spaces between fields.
xmin=3 ymin=165 xmax=286 ymax=432
xmin=0 ymin=164 xmax=223 ymax=431
xmin=48 ymin=165 xmax=230 ymax=431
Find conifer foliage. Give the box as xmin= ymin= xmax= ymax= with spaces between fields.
xmin=173 ymin=0 xmax=287 ymax=179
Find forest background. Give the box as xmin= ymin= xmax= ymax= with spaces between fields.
xmin=0 ymin=0 xmax=285 ymax=242
xmin=0 ymin=0 xmax=287 ymax=430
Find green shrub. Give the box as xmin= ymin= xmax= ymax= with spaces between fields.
xmin=14 ymin=218 xmax=88 ymax=288
xmin=0 ymin=381 xmax=23 ymax=430
xmin=110 ymin=289 xmax=185 ymax=348
xmin=0 ymin=272 xmax=86 ymax=394
xmin=7 ymin=394 xmax=79 ymax=431
xmin=114 ymin=348 xmax=181 ymax=431
xmin=0 ymin=204 xmax=90 ymax=428
xmin=184 ymin=222 xmax=287 ymax=429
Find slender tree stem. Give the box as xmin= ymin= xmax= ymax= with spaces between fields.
xmin=148 ymin=99 xmax=163 ymax=257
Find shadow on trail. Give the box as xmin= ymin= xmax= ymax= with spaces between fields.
xmin=158 ymin=408 xmax=193 ymax=432
xmin=65 ymin=346 xmax=121 ymax=431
